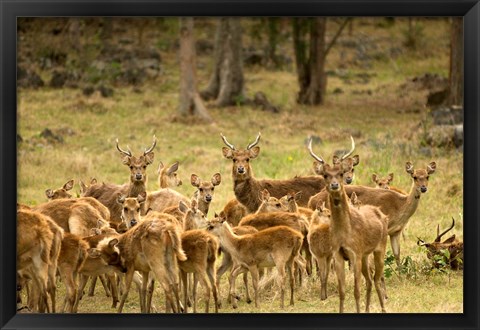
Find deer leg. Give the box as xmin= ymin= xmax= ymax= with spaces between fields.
xmin=73 ymin=274 xmax=89 ymax=313
xmin=139 ymin=271 xmax=149 ymax=313
xmin=207 ymin=261 xmax=219 ymax=313
xmin=99 ymin=274 xmax=111 ymax=297
xmin=352 ymin=254 xmax=362 ymax=313
xmin=215 ymin=252 xmax=231 ymax=308
xmin=146 ymin=278 xmax=155 ymax=313
xmin=107 ymin=274 xmax=119 ymax=309
xmin=248 ymin=265 xmax=260 ymax=308
xmin=373 ymin=250 xmax=387 ymax=313
xmin=317 ymin=256 xmax=328 ymax=300
xmin=361 ymin=255 xmax=373 ymax=313
xmin=181 ymin=271 xmax=188 ymax=313
xmin=334 ymin=253 xmax=346 ymax=313
xmin=228 ymin=265 xmax=244 ymax=309
xmin=117 ymin=268 xmax=135 ymax=313
xmin=390 ymin=233 xmax=402 ymax=268
xmin=87 ymin=276 xmax=97 ymax=296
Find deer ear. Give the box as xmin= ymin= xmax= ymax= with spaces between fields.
xmin=45 ymin=189 xmax=54 ymax=199
xmin=295 ymin=191 xmax=302 ymax=201
xmin=79 ymin=181 xmax=87 ymax=194
xmin=191 ymin=198 xmax=198 ymax=210
xmin=90 ymin=228 xmax=101 ymax=236
xmin=405 ymin=162 xmax=414 ymax=175
xmin=372 ymin=174 xmax=378 ymax=183
xmin=64 ymin=179 xmax=75 ymax=191
xmin=97 ymin=219 xmax=105 ymax=228
xmin=388 ymin=173 xmax=394 ymax=182
xmin=191 ymin=174 xmax=201 ymax=187
xmin=137 ymin=191 xmax=146 ymax=203
xmin=87 ymin=248 xmax=102 ymax=258
xmin=427 ymin=161 xmax=436 ymax=174
xmin=109 ymin=238 xmax=119 ymax=248
xmin=249 ymin=146 xmax=260 ymax=159
xmin=352 ymin=155 xmax=360 ymax=166
xmin=313 ymin=161 xmax=324 ymax=175
xmin=222 ymin=147 xmax=234 ymax=159
xmin=122 ymin=155 xmax=131 ymax=166
xmin=157 ymin=161 xmax=164 ymax=174
xmin=117 ymin=195 xmax=126 ymax=204
xmin=443 ymin=235 xmax=456 ymax=244
xmin=144 ymin=152 xmax=154 ymax=165
xmin=167 ymin=162 xmax=179 ymax=175
xmin=212 ymin=173 xmax=221 ymax=186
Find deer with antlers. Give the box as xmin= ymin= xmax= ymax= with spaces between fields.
xmin=308 ymin=137 xmax=388 ymax=313
xmin=308 ymin=139 xmax=437 ymax=268
xmin=81 ymin=136 xmax=157 ymax=223
xmin=221 ymin=133 xmax=332 ymax=214
xmin=417 ymin=218 xmax=463 ymax=270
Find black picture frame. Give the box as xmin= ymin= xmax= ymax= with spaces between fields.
xmin=1 ymin=1 xmax=479 ymax=329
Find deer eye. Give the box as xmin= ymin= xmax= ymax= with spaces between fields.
xmin=199 ymin=188 xmax=203 ymax=192
xmin=137 ymin=208 xmax=140 ymax=212
xmin=211 ymin=187 xmax=214 ymax=191
xmin=124 ymin=208 xmax=128 ymax=212
xmin=413 ymin=176 xmax=418 ymax=180
xmin=246 ymin=158 xmax=250 ymax=162
xmin=130 ymin=166 xmax=133 ymax=170
xmin=143 ymin=166 xmax=147 ymax=169
xmin=233 ymin=158 xmax=237 ymax=162
xmin=426 ymin=176 xmax=429 ymax=180
xmin=276 ymin=203 xmax=281 ymax=207
xmin=323 ymin=175 xmax=328 ymax=179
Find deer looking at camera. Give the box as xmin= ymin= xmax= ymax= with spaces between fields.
xmin=308 ymin=141 xmax=437 ymax=267
xmin=190 ymin=173 xmax=221 ymax=216
xmin=81 ymin=136 xmax=157 ymax=223
xmin=372 ymin=173 xmax=406 ymax=194
xmin=308 ymin=137 xmax=388 ymax=313
xmin=221 ymin=133 xmax=329 ymax=214
xmin=417 ymin=218 xmax=463 ymax=270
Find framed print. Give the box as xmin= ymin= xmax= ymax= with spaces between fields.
xmin=1 ymin=1 xmax=479 ymax=329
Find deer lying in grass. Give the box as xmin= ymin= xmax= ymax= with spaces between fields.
xmin=372 ymin=173 xmax=406 ymax=194
xmin=81 ymin=136 xmax=157 ymax=222
xmin=221 ymin=133 xmax=329 ymax=213
xmin=157 ymin=161 xmax=182 ymax=188
xmin=307 ymin=202 xmax=332 ymax=300
xmin=207 ymin=215 xmax=303 ymax=309
xmin=95 ymin=213 xmax=186 ymax=313
xmin=308 ymin=138 xmax=388 ymax=313
xmin=17 ymin=209 xmax=55 ymax=313
xmin=417 ymin=218 xmax=464 ymax=270
xmin=45 ymin=179 xmax=75 ymax=200
xmin=191 ymin=173 xmax=221 ymax=216
xmin=308 ymin=155 xmax=437 ymax=267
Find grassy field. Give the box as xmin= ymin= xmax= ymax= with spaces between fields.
xmin=17 ymin=17 xmax=463 ymax=313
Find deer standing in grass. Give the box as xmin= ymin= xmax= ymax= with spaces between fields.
xmin=207 ymin=216 xmax=303 ymax=309
xmin=308 ymin=138 xmax=388 ymax=313
xmin=372 ymin=173 xmax=406 ymax=194
xmin=81 ymin=136 xmax=157 ymax=222
xmin=307 ymin=202 xmax=332 ymax=300
xmin=308 ymin=158 xmax=437 ymax=267
xmin=221 ymin=133 xmax=327 ymax=213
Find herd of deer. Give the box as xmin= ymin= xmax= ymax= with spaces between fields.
xmin=16 ymin=133 xmax=463 ymax=314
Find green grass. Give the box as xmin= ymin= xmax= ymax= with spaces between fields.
xmin=17 ymin=17 xmax=462 ymax=313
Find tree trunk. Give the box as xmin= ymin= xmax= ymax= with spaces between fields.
xmin=178 ymin=17 xmax=212 ymax=122
xmin=448 ymin=17 xmax=463 ymax=106
xmin=266 ymin=18 xmax=280 ymax=68
xmin=200 ymin=18 xmax=245 ymax=107
xmin=293 ymin=18 xmax=327 ymax=105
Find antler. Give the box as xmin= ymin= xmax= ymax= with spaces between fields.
xmin=144 ymin=135 xmax=157 ymax=155
xmin=116 ymin=139 xmax=132 ymax=157
xmin=307 ymin=137 xmax=325 ymax=164
xmin=416 ymin=237 xmax=427 ymax=246
xmin=434 ymin=218 xmax=456 ymax=243
xmin=246 ymin=132 xmax=262 ymax=150
xmin=220 ymin=133 xmax=236 ymax=150
xmin=341 ymin=136 xmax=356 ymax=160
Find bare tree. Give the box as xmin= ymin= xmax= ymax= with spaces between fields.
xmin=293 ymin=18 xmax=350 ymax=105
xmin=448 ymin=17 xmax=463 ymax=106
xmin=178 ymin=17 xmax=212 ymax=122
xmin=200 ymin=18 xmax=245 ymax=107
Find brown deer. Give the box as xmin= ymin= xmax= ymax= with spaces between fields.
xmin=81 ymin=136 xmax=157 ymax=222
xmin=17 ymin=209 xmax=54 ymax=313
xmin=191 ymin=173 xmax=221 ymax=216
xmin=144 ymin=188 xmax=190 ymax=215
xmin=96 ymin=214 xmax=187 ymax=313
xmin=157 ymin=161 xmax=182 ymax=188
xmin=221 ymin=133 xmax=328 ymax=213
xmin=117 ymin=192 xmax=147 ymax=229
xmin=221 ymin=198 xmax=248 ymax=227
xmin=206 ymin=216 xmax=303 ymax=309
xmin=45 ymin=179 xmax=75 ymax=200
xmin=417 ymin=218 xmax=463 ymax=270
xmin=308 ymin=153 xmax=437 ymax=267
xmin=372 ymin=173 xmax=406 ymax=194
xmin=308 ymin=138 xmax=388 ymax=313
xmin=307 ymin=202 xmax=332 ymax=300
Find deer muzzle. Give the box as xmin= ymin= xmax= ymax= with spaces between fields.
xmin=329 ymin=182 xmax=340 ymax=191
xmin=237 ymin=166 xmax=245 ymax=174
xmin=345 ymin=177 xmax=353 ymax=184
xmin=130 ymin=219 xmax=137 ymax=227
xmin=135 ymin=173 xmax=143 ymax=181
xmin=420 ymin=186 xmax=428 ymax=193
xmin=205 ymin=195 xmax=212 ymax=202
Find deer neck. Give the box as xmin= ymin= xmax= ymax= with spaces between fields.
xmin=233 ymin=176 xmax=262 ymax=213
xmin=400 ymin=180 xmax=422 ymax=220
xmin=327 ymin=186 xmax=352 ymax=238
xmin=128 ymin=179 xmax=146 ymax=198
xmin=217 ymin=223 xmax=240 ymax=256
